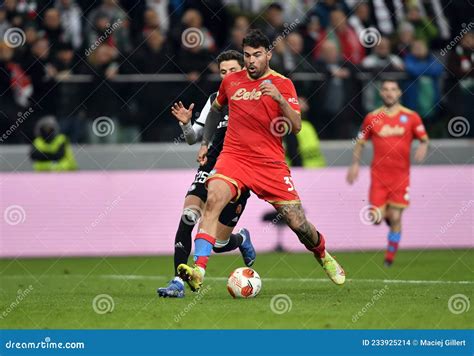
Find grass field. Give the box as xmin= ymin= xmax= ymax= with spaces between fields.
xmin=0 ymin=249 xmax=472 ymax=329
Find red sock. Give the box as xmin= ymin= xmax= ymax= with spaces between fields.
xmin=308 ymin=232 xmax=326 ymax=259
xmin=385 ymin=241 xmax=399 ymax=262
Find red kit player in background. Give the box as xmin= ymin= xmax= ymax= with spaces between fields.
xmin=177 ymin=29 xmax=345 ymax=292
xmin=347 ymin=79 xmax=429 ymax=266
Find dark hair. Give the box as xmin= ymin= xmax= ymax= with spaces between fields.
xmin=381 ymin=79 xmax=400 ymax=87
xmin=267 ymin=2 xmax=283 ymax=11
xmin=242 ymin=29 xmax=271 ymax=51
xmin=216 ymin=50 xmax=244 ymax=68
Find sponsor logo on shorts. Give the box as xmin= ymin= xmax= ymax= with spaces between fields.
xmin=188 ymin=184 xmax=196 ymax=192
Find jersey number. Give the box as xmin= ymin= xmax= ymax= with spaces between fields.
xmin=194 ymin=171 xmax=209 ymax=184
xmin=284 ymin=176 xmax=295 ymax=191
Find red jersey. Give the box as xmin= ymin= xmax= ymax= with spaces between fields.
xmin=358 ymin=106 xmax=428 ymax=174
xmin=214 ymin=69 xmax=300 ymax=162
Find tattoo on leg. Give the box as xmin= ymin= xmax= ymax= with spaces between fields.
xmin=275 ymin=204 xmax=319 ymax=248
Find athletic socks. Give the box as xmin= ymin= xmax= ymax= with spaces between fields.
xmin=212 ymin=233 xmax=244 ymax=253
xmin=385 ymin=231 xmax=401 ymax=264
xmin=307 ymin=231 xmax=326 ymax=259
xmin=173 ymin=219 xmax=194 ymax=276
xmin=194 ymin=232 xmax=216 ymax=272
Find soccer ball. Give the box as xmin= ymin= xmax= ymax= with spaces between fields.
xmin=227 ymin=267 xmax=262 ymax=298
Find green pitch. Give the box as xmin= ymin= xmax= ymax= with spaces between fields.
xmin=0 ymin=249 xmax=472 ymax=329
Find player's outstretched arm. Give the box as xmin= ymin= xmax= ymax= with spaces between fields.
xmin=197 ymin=103 xmax=223 ymax=165
xmin=347 ymin=142 xmax=364 ymax=184
xmin=172 ymin=101 xmax=203 ymax=145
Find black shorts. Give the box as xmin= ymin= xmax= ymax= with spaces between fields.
xmin=185 ymin=163 xmax=250 ymax=227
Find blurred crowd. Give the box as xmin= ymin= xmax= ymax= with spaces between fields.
xmin=0 ymin=0 xmax=472 ymax=144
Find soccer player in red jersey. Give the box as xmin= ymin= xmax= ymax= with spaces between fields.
xmin=177 ymin=29 xmax=345 ymax=291
xmin=347 ymin=79 xmax=429 ymax=266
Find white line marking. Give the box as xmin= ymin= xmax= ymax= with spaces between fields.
xmin=1 ymin=274 xmax=473 ymax=285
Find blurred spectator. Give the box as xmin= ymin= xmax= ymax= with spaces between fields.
xmin=282 ymin=32 xmax=314 ymax=74
xmin=406 ymin=5 xmax=438 ymax=46
xmin=227 ymin=15 xmax=249 ymax=51
xmin=30 ymin=116 xmax=78 ymax=171
xmin=313 ymin=40 xmax=356 ymax=138
xmin=301 ymin=15 xmax=323 ymax=56
xmin=314 ymin=9 xmax=365 ymax=64
xmin=55 ymin=0 xmax=83 ymax=50
xmin=39 ymin=8 xmax=65 ymax=54
xmin=311 ymin=0 xmax=349 ymax=30
xmin=446 ymin=31 xmax=474 ymax=135
xmin=0 ymin=41 xmax=30 ymax=143
xmin=348 ymin=1 xmax=376 ymax=39
xmin=87 ymin=0 xmax=131 ymax=53
xmin=269 ymin=35 xmax=285 ymax=74
xmin=53 ymin=42 xmax=86 ymax=143
xmin=4 ymin=0 xmax=24 ymax=28
xmin=22 ymin=38 xmax=58 ymax=133
xmin=366 ymin=0 xmax=405 ymax=36
xmin=260 ymin=2 xmax=284 ymax=42
xmin=403 ymin=40 xmax=444 ymax=120
xmin=0 ymin=6 xmax=11 ymax=39
xmin=361 ymin=36 xmax=404 ymax=111
xmin=395 ymin=21 xmax=415 ymax=58
xmin=128 ymin=29 xmax=174 ymax=73
xmin=174 ymin=8 xmax=216 ymax=80
xmin=285 ymin=97 xmax=326 ymax=168
xmin=146 ymin=0 xmax=170 ymax=34
xmin=142 ymin=8 xmax=161 ymax=36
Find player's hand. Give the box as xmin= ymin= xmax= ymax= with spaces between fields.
xmin=171 ymin=101 xmax=194 ymax=125
xmin=346 ymin=163 xmax=359 ymax=185
xmin=259 ymin=82 xmax=283 ymax=104
xmin=197 ymin=144 xmax=208 ymax=166
xmin=414 ymin=142 xmax=428 ymax=163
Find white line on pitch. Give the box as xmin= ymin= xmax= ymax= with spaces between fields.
xmin=3 ymin=274 xmax=471 ymax=285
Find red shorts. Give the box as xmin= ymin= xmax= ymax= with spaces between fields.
xmin=206 ymin=153 xmax=300 ymax=205
xmin=370 ymin=172 xmax=410 ymax=209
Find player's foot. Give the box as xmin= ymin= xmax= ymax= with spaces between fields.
xmin=177 ymin=264 xmax=203 ymax=292
xmin=238 ymin=228 xmax=256 ymax=267
xmin=157 ymin=277 xmax=185 ymax=298
xmin=316 ymin=252 xmax=346 ymax=285
xmin=384 ymin=259 xmax=393 ymax=267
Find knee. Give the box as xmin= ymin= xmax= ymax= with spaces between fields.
xmin=182 ymin=207 xmax=201 ymax=225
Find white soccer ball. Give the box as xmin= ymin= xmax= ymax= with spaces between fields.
xmin=227 ymin=267 xmax=262 ymax=298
